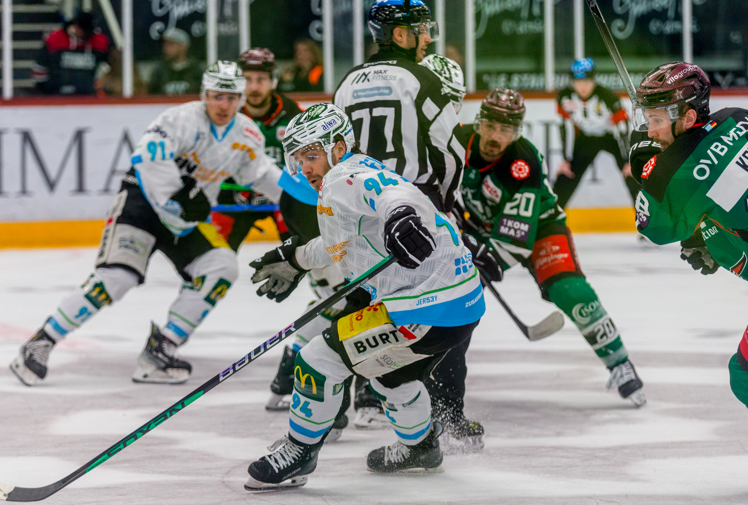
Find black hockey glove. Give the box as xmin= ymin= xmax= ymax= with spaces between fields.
xmin=628 ymin=130 xmax=661 ymax=183
xmin=250 ymin=236 xmax=308 ymax=302
xmin=462 ymin=232 xmax=503 ymax=282
xmin=170 ymin=176 xmax=211 ymax=222
xmin=384 ymin=206 xmax=436 ymax=269
xmin=680 ymin=233 xmax=719 ymax=276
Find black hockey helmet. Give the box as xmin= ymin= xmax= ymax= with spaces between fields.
xmin=633 ymin=62 xmax=711 ymax=131
xmin=238 ymin=47 xmax=277 ymax=76
xmin=368 ymin=0 xmax=437 ymax=44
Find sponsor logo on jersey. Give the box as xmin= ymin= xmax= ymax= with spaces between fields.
xmin=510 ymin=160 xmax=530 ymax=180
xmin=641 ymin=155 xmax=656 ymax=179
xmin=242 ymin=126 xmax=263 ymax=144
xmin=145 ymin=125 xmax=169 ymax=138
xmin=317 ymin=204 xmax=334 ymax=216
xmin=498 ymin=217 xmax=531 ymax=241
xmin=731 ymin=253 xmax=747 ymax=277
xmin=353 ymin=87 xmax=393 ymax=99
xmin=481 ymin=177 xmax=502 ymax=203
xmin=572 ymin=300 xmax=601 ymax=325
xmin=276 ymin=126 xmax=286 ymax=142
xmin=635 ymin=192 xmax=650 ymax=229
xmin=325 ymin=240 xmax=349 ymax=262
xmin=231 ymin=142 xmax=257 ymax=160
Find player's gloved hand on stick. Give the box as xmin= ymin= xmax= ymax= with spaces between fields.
xmin=170 ymin=176 xmax=211 ymax=222
xmin=680 ymin=233 xmax=719 ymax=275
xmin=628 ymin=131 xmax=662 ymax=183
xmin=462 ymin=232 xmax=503 ymax=282
xmin=250 ymin=236 xmax=309 ymax=302
xmin=384 ymin=206 xmax=436 ymax=269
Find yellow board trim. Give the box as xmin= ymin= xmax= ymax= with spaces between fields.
xmin=0 ymin=209 xmax=635 ymax=249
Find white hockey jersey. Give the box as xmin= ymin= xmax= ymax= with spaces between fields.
xmin=130 ymin=101 xmax=283 ymax=235
xmin=295 ymin=153 xmax=485 ymax=328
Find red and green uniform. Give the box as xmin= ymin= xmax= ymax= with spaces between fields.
xmin=632 ymin=107 xmax=748 ymax=405
xmin=457 ymin=124 xmax=630 ymax=369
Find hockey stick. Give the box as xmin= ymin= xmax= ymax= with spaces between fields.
xmin=210 ymin=203 xmax=280 ymax=213
xmin=478 ymin=271 xmax=564 ymax=341
xmin=584 ymin=0 xmax=637 ymax=103
xmin=0 ymin=255 xmax=397 ymax=503
xmin=453 ymin=202 xmax=564 ymax=341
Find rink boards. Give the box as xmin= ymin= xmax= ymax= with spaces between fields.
xmin=0 ymin=94 xmax=744 ymax=247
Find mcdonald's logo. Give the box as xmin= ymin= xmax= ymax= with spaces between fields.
xmin=294 ymin=366 xmax=317 ymax=395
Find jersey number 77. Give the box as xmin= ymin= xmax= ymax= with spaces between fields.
xmin=346 ymin=101 xmax=405 ymax=174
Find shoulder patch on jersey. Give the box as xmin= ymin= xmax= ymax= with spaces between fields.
xmin=481 ymin=176 xmax=502 ymax=203
xmin=276 ymin=126 xmax=286 ymax=142
xmin=242 ymin=125 xmax=263 ymax=145
xmin=641 ymin=155 xmax=656 ymax=180
xmin=511 ymin=160 xmax=530 ymax=180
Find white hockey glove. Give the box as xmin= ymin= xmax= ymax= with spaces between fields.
xmin=250 ymin=236 xmax=309 ymax=302
xmin=680 ymin=233 xmax=719 ymax=276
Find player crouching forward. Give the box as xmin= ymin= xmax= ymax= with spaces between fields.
xmin=244 ymin=104 xmax=485 ymax=489
xmin=458 ymin=88 xmax=645 ymax=406
xmin=10 ymin=61 xmax=282 ymax=386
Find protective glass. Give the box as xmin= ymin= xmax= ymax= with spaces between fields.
xmin=477 ymin=119 xmax=521 ymax=141
xmin=410 ymin=21 xmax=439 ymax=41
xmin=284 ymin=142 xmax=326 ymax=176
xmin=633 ymin=104 xmax=680 ymax=132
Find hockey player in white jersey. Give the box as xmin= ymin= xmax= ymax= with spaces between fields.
xmin=10 ymin=61 xmax=282 ymax=386
xmin=243 ymin=104 xmax=485 ymax=489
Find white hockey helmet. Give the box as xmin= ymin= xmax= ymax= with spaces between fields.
xmin=420 ymin=54 xmax=466 ymax=113
xmin=283 ymin=103 xmax=356 ymax=175
xmin=201 ymin=60 xmax=246 ymax=101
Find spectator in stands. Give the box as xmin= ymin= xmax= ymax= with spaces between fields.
xmin=278 ymin=38 xmax=324 ymax=92
xmin=32 ymin=12 xmax=110 ymax=95
xmin=96 ymin=48 xmax=147 ymax=97
xmin=148 ymin=28 xmax=204 ymax=95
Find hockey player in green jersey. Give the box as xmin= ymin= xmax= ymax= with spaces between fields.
xmin=458 ymin=88 xmax=645 ymax=405
xmin=628 ymin=62 xmax=748 ymax=407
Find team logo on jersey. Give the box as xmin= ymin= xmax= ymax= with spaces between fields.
xmin=276 ymin=126 xmax=286 ymax=142
xmin=635 ymin=193 xmax=650 ymax=229
xmin=510 ymin=160 xmax=530 ymax=180
xmin=481 ymin=177 xmax=502 ymax=203
xmin=242 ymin=126 xmax=263 ymax=145
xmin=641 ymin=155 xmax=656 ymax=179
xmin=571 ymin=300 xmax=601 ymax=325
xmin=731 ymin=253 xmax=747 ymax=277
xmin=498 ymin=217 xmax=531 ymax=241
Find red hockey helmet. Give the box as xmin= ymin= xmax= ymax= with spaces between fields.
xmin=476 ymin=87 xmax=526 ymax=126
xmin=633 ymin=62 xmax=711 ymax=132
xmin=238 ymin=47 xmax=277 ymax=76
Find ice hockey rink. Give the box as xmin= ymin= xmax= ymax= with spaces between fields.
xmin=2 ymin=234 xmax=748 ymax=505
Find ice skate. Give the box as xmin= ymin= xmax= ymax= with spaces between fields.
xmin=244 ymin=436 xmax=321 ymax=491
xmin=353 ymin=379 xmax=390 ymax=429
xmin=265 ymin=346 xmax=297 ymax=411
xmin=439 ymin=416 xmax=485 ymax=454
xmin=367 ymin=422 xmax=444 ymax=473
xmin=324 ymin=414 xmax=348 ymax=444
xmin=607 ymin=359 xmax=646 ymax=407
xmin=132 ymin=323 xmax=192 ymax=384
xmin=9 ymin=327 xmax=56 ymax=386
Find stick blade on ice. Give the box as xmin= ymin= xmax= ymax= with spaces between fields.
xmin=526 ymin=311 xmax=565 ymax=341
xmin=0 ymin=481 xmax=62 ymax=502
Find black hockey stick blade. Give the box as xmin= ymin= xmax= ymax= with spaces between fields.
xmin=584 ymin=0 xmax=637 ymax=103
xmin=0 ymin=256 xmax=396 ymax=502
xmin=480 ymin=272 xmax=564 ymax=341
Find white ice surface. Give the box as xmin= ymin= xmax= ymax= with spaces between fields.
xmin=2 ymin=234 xmax=748 ymax=504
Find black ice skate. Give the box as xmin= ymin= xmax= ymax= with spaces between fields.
xmin=131 ymin=323 xmax=191 ymax=384
xmin=367 ymin=422 xmax=444 ymax=473
xmin=244 ymin=436 xmax=321 ymax=491
xmin=9 ymin=327 xmax=57 ymax=386
xmin=607 ymin=359 xmax=646 ymax=407
xmin=324 ymin=414 xmax=348 ymax=444
xmin=266 ymin=346 xmax=297 ymax=411
xmin=353 ymin=379 xmax=390 ymax=430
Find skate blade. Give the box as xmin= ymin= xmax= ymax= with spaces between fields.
xmin=324 ymin=428 xmax=343 ymax=444
xmin=366 ymin=465 xmax=444 ymax=475
xmin=9 ymin=357 xmax=43 ymax=387
xmin=353 ymin=408 xmax=391 ymax=430
xmin=244 ymin=474 xmax=308 ymax=491
xmin=265 ymin=393 xmax=291 ymax=411
xmin=132 ymin=361 xmax=190 ymax=385
xmin=627 ymin=391 xmax=647 ymax=408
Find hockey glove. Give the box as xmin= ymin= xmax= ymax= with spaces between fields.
xmin=680 ymin=233 xmax=719 ymax=276
xmin=384 ymin=206 xmax=436 ymax=269
xmin=462 ymin=232 xmax=503 ymax=282
xmin=170 ymin=176 xmax=211 ymax=223
xmin=250 ymin=236 xmax=308 ymax=302
xmin=628 ymin=131 xmax=661 ymax=183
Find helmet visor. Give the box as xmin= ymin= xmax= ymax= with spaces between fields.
xmin=633 ymin=104 xmax=680 ymax=132
xmin=284 ymin=141 xmax=326 ymax=176
xmin=410 ymin=21 xmax=439 ymax=41
xmin=475 ymin=118 xmax=521 ymax=142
